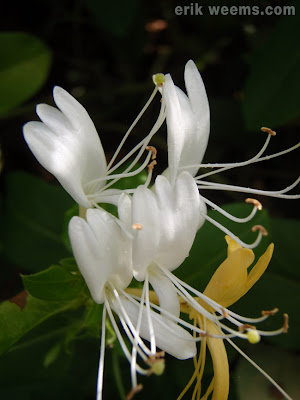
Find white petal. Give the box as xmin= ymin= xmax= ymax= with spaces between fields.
xmin=131 ymin=186 xmax=160 ymax=281
xmin=163 ymin=74 xmax=184 ymax=184
xmin=182 ymin=60 xmax=210 ymax=171
xmin=68 ymin=210 xmax=132 ymax=303
xmin=23 ymin=87 xmax=107 ymax=207
xmin=148 ymin=265 xmax=180 ymax=319
xmin=120 ymin=295 xmax=196 ymax=360
xmin=154 ymin=172 xmax=200 ymax=271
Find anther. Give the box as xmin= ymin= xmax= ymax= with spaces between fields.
xmin=146 ymin=145 xmax=157 ymax=160
xmin=283 ymin=313 xmax=289 ymax=333
xmin=261 ymin=308 xmax=279 ymax=316
xmin=245 ymin=198 xmax=263 ymax=210
xmin=132 ymin=223 xmax=143 ymax=230
xmin=221 ymin=307 xmax=229 ymax=318
xmin=147 ymin=160 xmax=157 ymax=172
xmin=238 ymin=323 xmax=256 ymax=332
xmin=261 ymin=127 xmax=276 ymax=136
xmin=252 ymin=225 xmax=268 ymax=236
xmin=126 ymin=384 xmax=143 ymax=400
xmin=153 ymin=73 xmax=166 ymax=86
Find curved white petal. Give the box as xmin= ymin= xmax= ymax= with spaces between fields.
xmin=120 ymin=295 xmax=196 ymax=360
xmin=131 ymin=186 xmax=160 ymax=281
xmin=23 ymin=87 xmax=107 ymax=208
xmin=154 ymin=172 xmax=200 ymax=271
xmin=162 ymin=61 xmax=210 ymax=179
xmin=148 ymin=264 xmax=180 ymax=319
xmin=183 ymin=60 xmax=210 ymax=172
xmin=68 ymin=209 xmax=132 ymax=303
xmin=163 ymin=74 xmax=184 ymax=185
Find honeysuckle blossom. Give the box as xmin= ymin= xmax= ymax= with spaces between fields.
xmin=158 ymin=60 xmax=300 ymax=249
xmin=68 ymin=207 xmax=196 ymax=399
xmin=23 ymin=84 xmax=166 ymax=209
xmin=128 ymin=236 xmax=291 ymax=400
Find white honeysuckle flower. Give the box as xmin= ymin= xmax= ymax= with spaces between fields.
xmin=23 ymin=83 xmax=167 ymax=209
xmin=158 ymin=60 xmax=300 ymax=249
xmin=117 ymin=172 xmax=204 ymax=349
xmin=69 ymin=207 xmax=196 ymax=399
xmin=161 ymin=59 xmax=210 ymax=183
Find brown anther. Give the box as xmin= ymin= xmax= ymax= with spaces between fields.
xmin=199 ymin=332 xmax=213 ymax=338
xmin=261 ymin=127 xmax=276 ymax=136
xmin=147 ymin=160 xmax=157 ymax=172
xmin=146 ymin=146 xmax=157 ymax=160
xmin=283 ymin=313 xmax=289 ymax=333
xmin=245 ymin=198 xmax=263 ymax=211
xmin=147 ymin=351 xmax=165 ymax=365
xmin=238 ymin=324 xmax=256 ymax=332
xmin=261 ymin=308 xmax=279 ymax=316
xmin=252 ymin=225 xmax=268 ymax=236
xmin=132 ymin=223 xmax=143 ymax=230
xmin=126 ymin=384 xmax=143 ymax=400
xmin=220 ymin=307 xmax=229 ymax=318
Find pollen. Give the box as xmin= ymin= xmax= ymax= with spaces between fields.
xmin=245 ymin=198 xmax=263 ymax=211
xmin=252 ymin=224 xmax=268 ymax=236
xmin=132 ymin=223 xmax=143 ymax=230
xmin=153 ymin=73 xmax=166 ymax=86
xmin=151 ymin=359 xmax=165 ymax=376
xmin=261 ymin=308 xmax=279 ymax=316
xmin=148 ymin=160 xmax=157 ymax=172
xmin=146 ymin=145 xmax=157 ymax=160
xmin=261 ymin=127 xmax=276 ymax=136
xmin=247 ymin=329 xmax=261 ymax=344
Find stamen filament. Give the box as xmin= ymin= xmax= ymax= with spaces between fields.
xmin=196 ymin=179 xmax=300 ymax=199
xmin=200 ymin=195 xmax=259 ymax=223
xmin=227 ymin=338 xmax=293 ymax=400
xmin=96 ymin=304 xmax=107 ymax=400
xmin=107 ymin=85 xmax=159 ymax=170
xmin=202 ymin=214 xmax=265 ymax=249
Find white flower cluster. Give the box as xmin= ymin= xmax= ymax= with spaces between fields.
xmin=23 ymin=60 xmax=299 ymax=399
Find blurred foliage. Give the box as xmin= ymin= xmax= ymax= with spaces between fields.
xmin=0 ymin=0 xmax=299 ymax=399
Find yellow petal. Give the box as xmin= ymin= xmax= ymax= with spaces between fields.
xmin=246 ymin=243 xmax=274 ymax=292
xmin=206 ymin=320 xmax=229 ymax=400
xmin=225 ymin=235 xmax=242 ymax=257
xmin=204 ymin=248 xmax=255 ymax=308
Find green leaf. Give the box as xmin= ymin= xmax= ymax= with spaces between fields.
xmin=0 ymin=32 xmax=52 ymax=115
xmin=0 ymin=294 xmax=82 ymax=355
xmin=22 ymin=264 xmax=85 ymax=301
xmin=270 ymin=217 xmax=300 ymax=280
xmin=243 ymin=15 xmax=300 ymax=129
xmin=85 ymin=0 xmax=139 ymax=37
xmin=2 ymin=171 xmax=74 ymax=272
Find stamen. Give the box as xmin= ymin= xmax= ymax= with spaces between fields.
xmin=203 ymin=214 xmax=265 ymax=249
xmin=283 ymin=313 xmax=289 ymax=333
xmin=252 ymin=225 xmax=268 ymax=236
xmin=261 ymin=126 xmax=276 ymax=136
xmin=200 ymin=195 xmax=260 ymax=223
xmin=107 ymin=85 xmax=159 ymax=170
xmin=245 ymin=198 xmax=263 ymax=210
xmin=262 ymin=308 xmax=279 ymax=316
xmin=132 ymin=223 xmax=143 ymax=230
xmin=227 ymin=338 xmax=293 ymax=400
xmin=238 ymin=324 xmax=257 ymax=332
xmin=145 ymin=273 xmax=157 ymax=354
xmin=96 ymin=304 xmax=107 ymax=400
xmin=197 ymin=179 xmax=300 ymax=199
xmin=146 ymin=145 xmax=157 ymax=160
xmin=126 ymin=384 xmax=143 ymax=400
xmin=147 ymin=160 xmax=157 ymax=173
